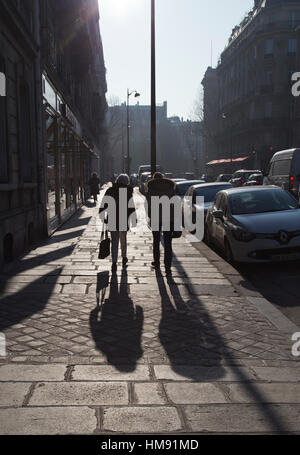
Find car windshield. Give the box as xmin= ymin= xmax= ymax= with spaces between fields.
xmin=194 ymin=185 xmax=232 ymax=202
xmin=141 ymin=174 xmax=150 ymax=182
xmin=229 ymin=189 xmax=299 ymax=215
xmin=176 ymin=181 xmax=203 ymax=196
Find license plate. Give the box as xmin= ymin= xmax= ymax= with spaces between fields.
xmin=271 ymin=253 xmax=300 ymax=261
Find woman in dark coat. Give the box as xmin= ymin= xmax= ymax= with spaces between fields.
xmin=100 ymin=174 xmax=135 ymax=270
xmin=89 ymin=173 xmax=100 ymax=203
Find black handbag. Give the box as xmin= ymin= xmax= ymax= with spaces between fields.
xmin=98 ymin=225 xmax=111 ymax=259
xmin=172 ymin=230 xmax=182 ymax=238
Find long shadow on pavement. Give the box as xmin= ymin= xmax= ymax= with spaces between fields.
xmin=89 ymin=267 xmax=144 ymax=372
xmin=157 ymin=249 xmax=290 ymax=433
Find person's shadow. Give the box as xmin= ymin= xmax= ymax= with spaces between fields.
xmin=156 ymin=269 xmax=226 ymax=381
xmin=89 ymin=267 xmax=144 ymax=372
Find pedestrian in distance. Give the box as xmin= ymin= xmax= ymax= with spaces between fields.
xmin=89 ymin=172 xmax=100 ymax=203
xmin=100 ymin=174 xmax=136 ymax=271
xmin=146 ymin=172 xmax=179 ymax=275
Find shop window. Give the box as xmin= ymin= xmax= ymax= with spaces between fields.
xmin=19 ymin=83 xmax=33 ymax=182
xmin=0 ymin=57 xmax=8 ymax=182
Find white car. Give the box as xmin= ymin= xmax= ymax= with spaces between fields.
xmin=206 ymin=186 xmax=300 ymax=263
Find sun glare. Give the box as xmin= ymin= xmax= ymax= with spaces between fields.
xmin=106 ymin=0 xmax=139 ymax=17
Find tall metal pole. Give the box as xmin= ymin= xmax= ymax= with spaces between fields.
xmin=151 ymin=0 xmax=156 ymax=176
xmin=126 ymin=89 xmax=130 ymax=176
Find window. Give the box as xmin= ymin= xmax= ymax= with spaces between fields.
xmin=266 ymin=71 xmax=273 ymax=85
xmin=273 ymin=159 xmax=292 ymax=176
xmin=264 ymin=39 xmax=274 ymax=55
xmin=264 ymin=102 xmax=272 ymax=118
xmin=19 ymin=83 xmax=33 ymax=182
xmin=219 ymin=195 xmax=228 ymax=215
xmin=214 ymin=193 xmax=222 ymax=209
xmin=290 ymin=12 xmax=300 ymax=29
xmin=288 ymin=39 xmax=297 ymax=54
xmin=0 ymin=57 xmax=8 ymax=182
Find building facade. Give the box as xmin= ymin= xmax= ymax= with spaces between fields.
xmin=0 ymin=0 xmax=107 ymax=268
xmin=106 ymin=102 xmax=203 ymax=176
xmin=202 ymin=0 xmax=300 ymax=176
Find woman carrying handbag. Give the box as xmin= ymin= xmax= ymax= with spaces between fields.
xmin=99 ymin=174 xmax=135 ymax=271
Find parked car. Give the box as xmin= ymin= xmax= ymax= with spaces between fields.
xmin=130 ymin=173 xmax=139 ymax=187
xmin=243 ymin=173 xmax=264 ymax=186
xmin=172 ymin=178 xmax=186 ymax=183
xmin=216 ymin=174 xmax=232 ymax=182
xmin=165 ymin=173 xmax=174 ymax=179
xmin=206 ymin=186 xmax=300 ymax=263
xmin=230 ymin=170 xmax=262 ymax=187
xmin=184 ymin=172 xmax=195 ymax=180
xmin=264 ymin=148 xmax=300 ymax=200
xmin=139 ymin=172 xmax=151 ymax=194
xmin=183 ymin=182 xmax=233 ymax=231
xmin=138 ymin=165 xmax=163 ymax=180
xmin=175 ymin=180 xmax=205 ymax=199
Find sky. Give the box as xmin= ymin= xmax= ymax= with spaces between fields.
xmin=99 ymin=0 xmax=254 ymax=120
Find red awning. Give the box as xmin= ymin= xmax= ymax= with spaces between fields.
xmin=206 ymin=156 xmax=249 ymax=165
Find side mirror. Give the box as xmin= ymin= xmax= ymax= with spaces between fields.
xmin=212 ymin=210 xmax=224 ymax=220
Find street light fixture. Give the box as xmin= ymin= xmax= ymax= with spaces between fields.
xmin=126 ymin=89 xmax=140 ymax=176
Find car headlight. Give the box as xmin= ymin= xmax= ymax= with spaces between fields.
xmin=230 ymin=225 xmax=255 ymax=242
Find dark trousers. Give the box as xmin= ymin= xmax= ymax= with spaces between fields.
xmin=152 ymin=231 xmax=173 ymax=268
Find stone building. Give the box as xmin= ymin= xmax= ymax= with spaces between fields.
xmin=202 ymin=0 xmax=300 ymax=176
xmin=106 ymin=101 xmax=202 ymax=176
xmin=0 ymin=0 xmax=44 ymax=267
xmin=0 ymin=0 xmax=107 ymax=268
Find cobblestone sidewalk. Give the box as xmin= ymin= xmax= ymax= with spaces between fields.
xmin=0 ymin=191 xmax=299 ymax=434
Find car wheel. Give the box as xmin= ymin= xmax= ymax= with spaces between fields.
xmin=224 ymin=239 xmax=235 ymax=264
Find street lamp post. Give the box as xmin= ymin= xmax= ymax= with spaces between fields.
xmin=151 ymin=0 xmax=156 ymax=176
xmin=126 ymin=89 xmax=140 ymax=176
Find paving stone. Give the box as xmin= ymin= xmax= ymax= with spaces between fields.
xmin=29 ymin=382 xmax=128 ymax=406
xmin=164 ymin=382 xmax=227 ymax=404
xmin=61 ymin=284 xmax=87 ymax=294
xmin=72 ymin=365 xmax=150 ymax=381
xmin=103 ymin=407 xmax=182 ymax=433
xmin=0 ymin=364 xmax=66 ymax=381
xmin=0 ymin=407 xmax=96 ymax=435
xmin=133 ymin=383 xmax=167 ymax=404
xmin=226 ymin=383 xmax=300 ymax=403
xmin=250 ymin=367 xmax=300 ymax=382
xmin=154 ymin=365 xmax=255 ymax=382
xmin=183 ymin=404 xmax=300 ymax=433
xmin=0 ymin=383 xmax=30 ymax=406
